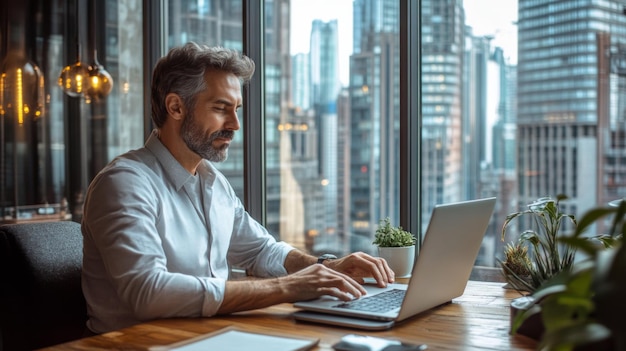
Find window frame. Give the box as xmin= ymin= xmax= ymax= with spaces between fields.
xmin=242 ymin=0 xmax=267 ymax=224
xmin=399 ymin=0 xmax=423 ymax=247
xmin=143 ymin=0 xmax=168 ymax=139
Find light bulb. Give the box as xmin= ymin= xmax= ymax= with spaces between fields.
xmin=58 ymin=60 xmax=89 ymax=97
xmin=86 ymin=60 xmax=113 ymax=101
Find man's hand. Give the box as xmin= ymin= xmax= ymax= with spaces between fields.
xmin=218 ymin=264 xmax=367 ymax=315
xmin=324 ymin=252 xmax=395 ymax=288
xmin=279 ymin=264 xmax=367 ymax=302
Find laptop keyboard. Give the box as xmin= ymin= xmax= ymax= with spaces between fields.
xmin=334 ymin=288 xmax=406 ymax=313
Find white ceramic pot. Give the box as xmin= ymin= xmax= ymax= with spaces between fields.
xmin=377 ymin=245 xmax=415 ymax=278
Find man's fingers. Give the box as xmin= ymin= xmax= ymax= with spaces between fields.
xmin=368 ymin=258 xmax=392 ymax=287
xmin=376 ymin=256 xmax=395 ymax=284
xmin=330 ymin=269 xmax=367 ymax=296
xmin=316 ymin=286 xmax=359 ymax=302
xmin=296 ymin=264 xmax=366 ymax=299
xmin=351 ymin=253 xmax=395 ymax=287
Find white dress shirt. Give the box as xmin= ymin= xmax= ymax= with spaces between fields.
xmin=81 ymin=130 xmax=294 ymax=333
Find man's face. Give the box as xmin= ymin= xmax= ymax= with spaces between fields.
xmin=181 ymin=70 xmax=242 ymax=162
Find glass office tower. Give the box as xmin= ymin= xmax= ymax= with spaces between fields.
xmin=420 ymin=0 xmax=465 ymax=224
xmin=517 ymin=0 xmax=626 ymax=226
xmin=309 ymin=19 xmax=341 ymax=249
xmin=348 ymin=0 xmax=401 ymax=252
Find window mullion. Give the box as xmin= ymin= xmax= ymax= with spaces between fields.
xmin=242 ymin=0 xmax=266 ymax=225
xmin=400 ymin=0 xmax=422 ymax=248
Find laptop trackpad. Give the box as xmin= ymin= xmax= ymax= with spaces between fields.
xmin=293 ymin=311 xmax=395 ymax=331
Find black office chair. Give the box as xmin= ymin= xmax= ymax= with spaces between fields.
xmin=0 ymin=221 xmax=87 ymax=351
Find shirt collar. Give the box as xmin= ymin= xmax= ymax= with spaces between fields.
xmin=144 ymin=130 xmax=198 ymax=191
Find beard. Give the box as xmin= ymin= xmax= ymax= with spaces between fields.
xmin=181 ymin=112 xmax=234 ymax=162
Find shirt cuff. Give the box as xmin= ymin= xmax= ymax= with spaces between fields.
xmin=257 ymin=242 xmax=294 ymax=277
xmin=198 ymin=277 xmax=226 ymax=317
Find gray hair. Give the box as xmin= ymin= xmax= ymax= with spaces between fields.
xmin=150 ymin=42 xmax=255 ymax=128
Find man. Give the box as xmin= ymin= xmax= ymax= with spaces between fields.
xmin=81 ymin=42 xmax=394 ymax=334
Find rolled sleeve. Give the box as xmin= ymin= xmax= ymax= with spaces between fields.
xmin=199 ymin=277 xmax=226 ymax=316
xmin=251 ymin=241 xmax=294 ymax=277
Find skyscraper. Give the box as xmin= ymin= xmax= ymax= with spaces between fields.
xmin=420 ymin=0 xmax=465 ymax=224
xmin=310 ymin=19 xmax=341 ymax=241
xmin=517 ymin=0 xmax=626 ymax=222
xmin=349 ymin=0 xmax=400 ymax=252
xmin=310 ymin=20 xmax=341 ymax=111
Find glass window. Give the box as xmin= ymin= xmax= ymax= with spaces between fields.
xmin=465 ymin=0 xmax=626 ymax=273
xmin=1 ymin=0 xmax=144 ymax=224
xmin=283 ymin=0 xmax=626 ymax=274
xmin=282 ymin=0 xmax=400 ymax=255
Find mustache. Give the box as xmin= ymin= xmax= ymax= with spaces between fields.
xmin=210 ymin=130 xmax=235 ymax=141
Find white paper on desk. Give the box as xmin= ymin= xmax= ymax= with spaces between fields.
xmin=157 ymin=328 xmax=318 ymax=351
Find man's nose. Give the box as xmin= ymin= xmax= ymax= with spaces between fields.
xmin=227 ymin=111 xmax=240 ymax=131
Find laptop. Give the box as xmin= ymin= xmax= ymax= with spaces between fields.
xmin=293 ymin=197 xmax=497 ymax=330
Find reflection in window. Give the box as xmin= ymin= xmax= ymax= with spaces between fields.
xmin=1 ymin=0 xmax=144 ymax=223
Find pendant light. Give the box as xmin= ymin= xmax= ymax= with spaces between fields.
xmin=86 ymin=50 xmax=113 ymax=102
xmin=58 ymin=0 xmax=89 ymax=98
xmin=1 ymin=53 xmax=45 ymax=124
xmin=58 ymin=43 xmax=89 ymax=98
xmin=1 ymin=12 xmax=45 ymax=124
xmin=85 ymin=0 xmax=113 ymax=102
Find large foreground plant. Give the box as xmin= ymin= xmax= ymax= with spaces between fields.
xmin=511 ymin=199 xmax=625 ymax=351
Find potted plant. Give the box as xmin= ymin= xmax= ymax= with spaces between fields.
xmin=373 ymin=217 xmax=417 ymax=278
xmin=510 ymin=199 xmax=625 ymax=350
xmin=499 ymin=195 xmax=578 ymax=294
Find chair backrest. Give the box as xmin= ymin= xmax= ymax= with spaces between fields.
xmin=0 ymin=221 xmax=87 ymax=351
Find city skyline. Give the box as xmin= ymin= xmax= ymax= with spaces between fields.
xmin=290 ymin=0 xmax=519 ymax=87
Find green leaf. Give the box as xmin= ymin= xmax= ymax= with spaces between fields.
xmin=539 ymin=322 xmax=611 ymax=351
xmin=531 ymin=284 xmax=568 ymax=301
xmin=575 ymin=207 xmax=616 ymax=237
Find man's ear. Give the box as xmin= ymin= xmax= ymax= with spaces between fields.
xmin=165 ymin=93 xmax=185 ymax=121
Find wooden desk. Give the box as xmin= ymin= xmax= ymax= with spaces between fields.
xmin=42 ymin=281 xmax=537 ymax=350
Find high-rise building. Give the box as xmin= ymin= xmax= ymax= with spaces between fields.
xmin=491 ymin=48 xmax=517 ymax=175
xmin=276 ymin=107 xmax=325 ymax=251
xmin=309 ymin=19 xmax=341 ymax=243
xmin=462 ymin=30 xmax=490 ymax=202
xmin=310 ymin=20 xmax=341 ymax=111
xmin=489 ymin=48 xmax=518 ymax=265
xmin=348 ymin=0 xmax=400 ymax=252
xmin=420 ymin=0 xmax=465 ymax=224
xmin=336 ymin=88 xmax=352 ymax=253
xmin=517 ymin=0 xmax=626 ymax=223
